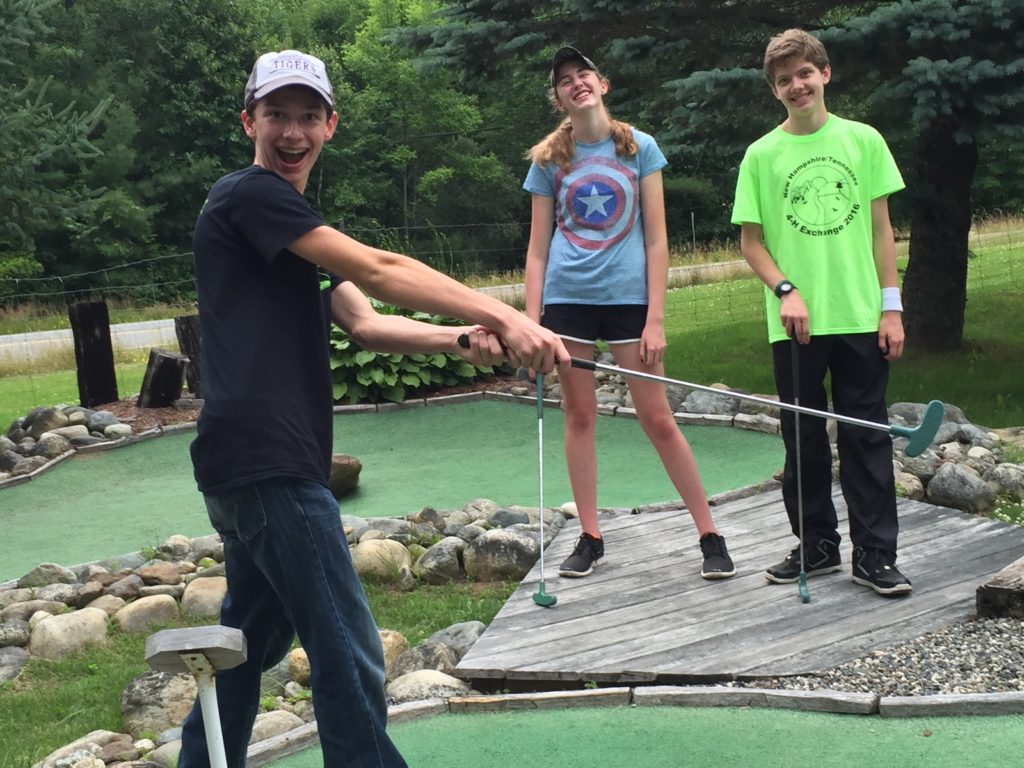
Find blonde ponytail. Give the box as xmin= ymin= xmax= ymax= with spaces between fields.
xmin=526 ymin=117 xmax=638 ymax=171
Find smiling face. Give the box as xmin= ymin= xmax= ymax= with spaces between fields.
xmin=242 ymin=85 xmax=338 ymax=193
xmin=770 ymin=56 xmax=830 ymax=122
xmin=552 ymin=61 xmax=609 ymax=114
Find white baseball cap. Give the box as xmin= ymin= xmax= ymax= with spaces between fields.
xmin=244 ymin=50 xmax=333 ymax=110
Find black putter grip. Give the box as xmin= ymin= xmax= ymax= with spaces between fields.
xmin=456 ymin=333 xmax=593 ymax=370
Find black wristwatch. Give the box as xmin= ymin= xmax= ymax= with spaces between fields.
xmin=774 ymin=279 xmax=797 ymax=298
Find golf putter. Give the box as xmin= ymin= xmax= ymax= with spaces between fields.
xmin=791 ymin=338 xmax=810 ymax=604
xmin=532 ymin=371 xmax=557 ymax=607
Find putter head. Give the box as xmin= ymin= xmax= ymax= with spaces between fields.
xmin=897 ymin=399 xmax=945 ymax=458
xmin=533 ymin=587 xmax=557 ymax=607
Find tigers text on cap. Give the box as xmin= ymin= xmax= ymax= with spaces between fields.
xmin=244 ymin=50 xmax=333 ymax=109
xmin=549 ymin=46 xmax=599 ymax=86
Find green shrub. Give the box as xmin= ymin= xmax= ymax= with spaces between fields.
xmin=328 ymin=301 xmax=494 ymax=404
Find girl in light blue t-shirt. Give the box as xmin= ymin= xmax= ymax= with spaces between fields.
xmin=523 ymin=47 xmax=736 ymax=581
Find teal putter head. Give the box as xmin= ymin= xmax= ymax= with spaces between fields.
xmin=891 ymin=400 xmax=944 ymax=458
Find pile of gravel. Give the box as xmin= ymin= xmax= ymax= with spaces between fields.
xmin=734 ymin=617 xmax=1024 ymax=696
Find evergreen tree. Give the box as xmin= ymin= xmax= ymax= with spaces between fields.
xmin=0 ymin=0 xmax=107 ymax=297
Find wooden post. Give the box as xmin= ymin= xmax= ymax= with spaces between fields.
xmin=68 ymin=300 xmax=118 ymax=407
xmin=138 ymin=347 xmax=187 ymax=408
xmin=174 ymin=314 xmax=203 ymax=398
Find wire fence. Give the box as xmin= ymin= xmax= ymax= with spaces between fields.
xmin=0 ymin=216 xmax=1021 ymax=372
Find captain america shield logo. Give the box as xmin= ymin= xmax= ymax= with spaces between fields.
xmin=554 ymin=156 xmax=639 ymax=250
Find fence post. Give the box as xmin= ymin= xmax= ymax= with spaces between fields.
xmin=174 ymin=314 xmax=202 ymax=398
xmin=68 ymin=300 xmax=118 ymax=407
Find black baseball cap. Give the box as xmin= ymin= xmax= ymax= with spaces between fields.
xmin=549 ymin=46 xmax=599 ymax=86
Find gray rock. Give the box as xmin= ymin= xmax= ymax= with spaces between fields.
xmin=87 ymin=411 xmax=119 ymax=432
xmin=390 ymin=638 xmax=459 ymax=679
xmin=25 ymin=406 xmax=71 ymax=439
xmin=12 ymin=455 xmax=49 ymax=475
xmin=0 ymin=646 xmax=29 ymax=682
xmin=491 ymin=508 xmax=530 ymax=528
xmin=386 ymin=669 xmax=471 ymax=704
xmin=0 ymin=449 xmax=20 ymax=471
xmin=107 ymin=574 xmax=146 ymax=600
xmin=35 ymin=582 xmax=83 ymax=607
xmin=120 ymin=670 xmax=197 ymax=739
xmin=890 ymin=401 xmax=968 ymax=425
xmin=682 ymin=388 xmax=740 ymax=416
xmin=901 ymin=451 xmax=942 ymax=484
xmin=984 ymin=463 xmax=1024 ymax=502
xmin=455 ymin=524 xmax=487 ymax=543
xmin=926 ymin=462 xmax=996 ymax=514
xmin=31 ymin=433 xmax=72 ymax=459
xmin=413 ymin=537 xmax=466 ymax=585
xmin=0 ymin=587 xmax=33 ymax=609
xmin=1 ymin=599 xmax=68 ymax=623
xmin=463 ymin=529 xmax=539 ymax=581
xmin=0 ymin=619 xmax=30 ymax=647
xmin=428 ymin=621 xmax=485 ymax=658
xmin=410 ymin=506 xmax=446 ymax=531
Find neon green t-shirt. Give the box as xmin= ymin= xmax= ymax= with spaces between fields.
xmin=731 ymin=115 xmax=905 ymax=343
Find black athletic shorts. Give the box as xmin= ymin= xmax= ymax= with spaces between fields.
xmin=540 ymin=304 xmax=648 ymax=345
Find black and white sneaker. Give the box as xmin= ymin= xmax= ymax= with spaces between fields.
xmin=699 ymin=533 xmax=736 ymax=580
xmin=765 ymin=539 xmax=842 ymax=584
xmin=852 ymin=547 xmax=912 ymax=596
xmin=559 ymin=532 xmax=604 ymax=577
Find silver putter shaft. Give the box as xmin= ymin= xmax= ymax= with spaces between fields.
xmin=566 ymin=357 xmax=944 ymax=458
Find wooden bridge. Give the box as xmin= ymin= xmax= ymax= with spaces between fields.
xmin=456 ymin=485 xmax=1024 ymax=689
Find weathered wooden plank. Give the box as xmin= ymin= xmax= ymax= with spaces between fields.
xmin=455 ymin=486 xmax=1024 ymax=688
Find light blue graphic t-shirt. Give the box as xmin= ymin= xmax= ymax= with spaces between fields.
xmin=524 ymin=128 xmax=667 ymax=305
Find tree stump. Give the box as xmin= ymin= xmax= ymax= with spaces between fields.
xmin=68 ymin=300 xmax=118 ymax=407
xmin=977 ymin=556 xmax=1024 ymax=619
xmin=174 ymin=314 xmax=203 ymax=398
xmin=138 ymin=347 xmax=187 ymax=408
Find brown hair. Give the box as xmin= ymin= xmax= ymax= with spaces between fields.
xmin=763 ymin=29 xmax=830 ymax=85
xmin=525 ymin=77 xmax=638 ymax=171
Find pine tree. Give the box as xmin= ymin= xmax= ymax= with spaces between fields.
xmin=0 ymin=0 xmax=108 ymax=293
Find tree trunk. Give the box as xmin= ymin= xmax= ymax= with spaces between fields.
xmin=68 ymin=300 xmax=118 ymax=407
xmin=174 ymin=314 xmax=202 ymax=398
xmin=138 ymin=347 xmax=187 ymax=408
xmin=902 ymin=118 xmax=979 ymax=350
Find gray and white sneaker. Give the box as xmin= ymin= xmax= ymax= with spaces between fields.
xmin=699 ymin=533 xmax=736 ymax=580
xmin=852 ymin=546 xmax=912 ymax=596
xmin=559 ymin=533 xmax=604 ymax=577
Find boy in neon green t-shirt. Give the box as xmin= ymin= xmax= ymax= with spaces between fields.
xmin=731 ymin=29 xmax=912 ymax=596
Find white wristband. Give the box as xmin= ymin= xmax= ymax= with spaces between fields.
xmin=881 ymin=287 xmax=903 ymax=312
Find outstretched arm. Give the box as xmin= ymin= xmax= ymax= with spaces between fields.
xmin=290 ymin=225 xmax=568 ymax=373
xmin=330 ymin=282 xmax=504 ymax=366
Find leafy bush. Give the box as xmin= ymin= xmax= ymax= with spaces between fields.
xmin=328 ymin=301 xmax=494 ymax=404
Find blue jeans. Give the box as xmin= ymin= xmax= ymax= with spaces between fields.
xmin=178 ymin=477 xmax=407 ymax=768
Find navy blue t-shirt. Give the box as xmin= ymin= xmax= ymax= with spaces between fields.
xmin=190 ymin=166 xmax=333 ymax=493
